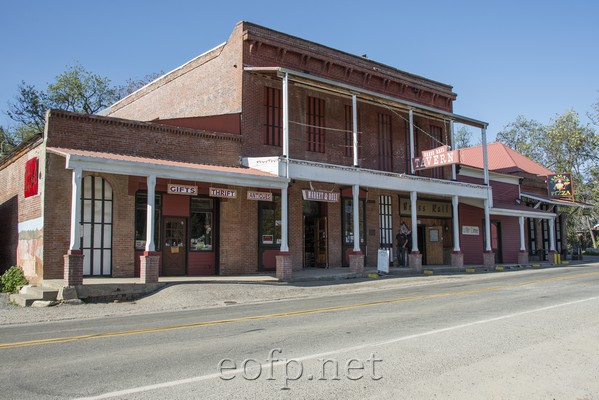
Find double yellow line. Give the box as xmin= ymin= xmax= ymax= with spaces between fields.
xmin=1 ymin=270 xmax=598 ymax=350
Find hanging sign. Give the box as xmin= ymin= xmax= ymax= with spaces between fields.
xmin=209 ymin=187 xmax=237 ymax=199
xmin=412 ymin=145 xmax=460 ymax=171
xmin=167 ymin=184 xmax=197 ymax=195
xmin=302 ymin=190 xmax=340 ymax=203
xmin=247 ymin=191 xmax=273 ymax=201
xmin=24 ymin=157 xmax=39 ymax=198
xmin=547 ymin=173 xmax=574 ymax=200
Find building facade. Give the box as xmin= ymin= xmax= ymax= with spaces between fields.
xmin=0 ymin=21 xmax=575 ymax=285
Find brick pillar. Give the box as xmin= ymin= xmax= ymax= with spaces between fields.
xmin=483 ymin=251 xmax=495 ymax=268
xmin=349 ymin=252 xmax=364 ymax=274
xmin=409 ymin=252 xmax=423 ymax=272
xmin=276 ymin=253 xmax=293 ymax=281
xmin=140 ymin=251 xmax=160 ymax=284
xmin=451 ymin=251 xmax=464 ymax=269
xmin=64 ymin=250 xmax=84 ymax=287
xmin=518 ymin=250 xmax=529 ymax=265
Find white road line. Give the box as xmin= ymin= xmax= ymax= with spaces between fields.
xmin=76 ymin=295 xmax=599 ymax=399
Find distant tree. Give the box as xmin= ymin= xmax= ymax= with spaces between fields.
xmin=496 ymin=115 xmax=547 ymax=165
xmin=6 ymin=64 xmax=120 ymax=139
xmin=453 ymin=125 xmax=472 ymax=148
xmin=116 ymin=71 xmax=164 ymax=99
xmin=0 ymin=126 xmax=17 ymax=156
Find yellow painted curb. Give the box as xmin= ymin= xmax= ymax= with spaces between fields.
xmin=495 ymin=266 xmax=504 ymax=271
xmin=561 ymin=261 xmax=570 ymax=264
xmin=532 ymin=264 xmax=541 ymax=268
xmin=367 ymin=273 xmax=380 ymax=279
xmin=423 ymin=270 xmax=433 ymax=275
xmin=465 ymin=268 xmax=476 ymax=273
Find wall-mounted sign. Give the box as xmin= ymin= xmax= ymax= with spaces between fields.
xmin=547 ymin=172 xmax=574 ymax=200
xmin=462 ymin=226 xmax=480 ymax=236
xmin=209 ymin=187 xmax=237 ymax=199
xmin=24 ymin=157 xmax=39 ymax=198
xmin=247 ymin=191 xmax=273 ymax=201
xmin=412 ymin=145 xmax=460 ymax=171
xmin=399 ymin=198 xmax=452 ymax=218
xmin=302 ymin=190 xmax=340 ymax=203
xmin=262 ymin=235 xmax=274 ymax=244
xmin=167 ymin=184 xmax=197 ymax=195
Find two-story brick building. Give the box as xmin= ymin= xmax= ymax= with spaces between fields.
xmin=3 ymin=21 xmax=567 ymax=286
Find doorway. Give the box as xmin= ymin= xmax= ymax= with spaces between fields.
xmin=425 ymin=226 xmax=444 ymax=265
xmin=162 ymin=217 xmax=187 ymax=275
xmin=491 ymin=221 xmax=503 ymax=263
xmin=303 ymin=201 xmax=328 ymax=268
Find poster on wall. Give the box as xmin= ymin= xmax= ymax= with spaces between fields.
xmin=547 ymin=173 xmax=574 ymax=200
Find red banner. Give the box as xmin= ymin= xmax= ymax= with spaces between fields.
xmin=24 ymin=158 xmax=38 ymax=198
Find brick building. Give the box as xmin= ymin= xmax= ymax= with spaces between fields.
xmin=0 ymin=21 xmax=581 ymax=286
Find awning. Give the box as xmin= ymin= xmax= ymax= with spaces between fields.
xmin=521 ymin=192 xmax=593 ymax=209
xmin=47 ymin=147 xmax=289 ymax=189
xmin=490 ymin=201 xmax=556 ymax=219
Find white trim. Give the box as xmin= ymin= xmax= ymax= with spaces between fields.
xmin=490 ymin=207 xmax=556 ymax=219
xmin=521 ymin=192 xmax=592 ymax=208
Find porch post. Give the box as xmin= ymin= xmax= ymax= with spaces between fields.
xmin=481 ymin=126 xmax=489 ymax=185
xmin=140 ymin=175 xmax=159 ymax=284
xmin=451 ymin=195 xmax=463 ymax=268
xmin=65 ymin=167 xmax=84 ymax=287
xmin=518 ymin=216 xmax=529 ymax=265
xmin=349 ymin=184 xmax=364 ymax=274
xmin=276 ymin=185 xmax=292 ymax=281
xmin=352 ymin=94 xmax=359 ymax=167
xmin=450 ymin=120 xmax=457 ymax=181
xmin=549 ymin=217 xmax=557 ymax=264
xmin=408 ymin=191 xmax=422 ymax=271
xmin=483 ymin=197 xmax=495 ymax=268
xmin=409 ymin=109 xmax=415 ymax=174
xmin=282 ymin=72 xmax=289 ymax=159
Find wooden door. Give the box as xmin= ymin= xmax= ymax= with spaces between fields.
xmin=426 ymin=226 xmax=444 ymax=265
xmin=162 ymin=217 xmax=186 ymax=276
xmin=315 ymin=217 xmax=328 ymax=268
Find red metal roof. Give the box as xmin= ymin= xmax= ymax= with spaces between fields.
xmin=459 ymin=142 xmax=553 ymax=176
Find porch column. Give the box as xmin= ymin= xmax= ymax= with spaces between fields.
xmin=549 ymin=217 xmax=557 ymax=264
xmin=276 ymin=185 xmax=292 ymax=281
xmin=409 ymin=109 xmax=415 ymax=174
xmin=408 ymin=191 xmax=422 ymax=271
xmin=140 ymin=175 xmax=159 ymax=284
xmin=483 ymin=197 xmax=495 ymax=268
xmin=352 ymin=94 xmax=359 ymax=167
xmin=282 ymin=72 xmax=289 ymax=160
xmin=450 ymin=120 xmax=457 ymax=180
xmin=349 ymin=184 xmax=364 ymax=273
xmin=518 ymin=216 xmax=529 ymax=265
xmin=65 ymin=167 xmax=84 ymax=287
xmin=451 ymin=195 xmax=463 ymax=268
xmin=481 ymin=126 xmax=489 ymax=185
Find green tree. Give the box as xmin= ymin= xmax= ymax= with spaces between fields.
xmin=453 ymin=125 xmax=472 ymax=148
xmin=6 ymin=64 xmax=120 ymax=140
xmin=496 ymin=115 xmax=547 ymax=165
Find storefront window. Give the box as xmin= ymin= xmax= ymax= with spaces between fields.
xmin=134 ymin=191 xmax=162 ymax=250
xmin=259 ymin=195 xmax=281 ymax=246
xmin=342 ymin=198 xmax=365 ymax=246
xmin=190 ymin=198 xmax=214 ymax=251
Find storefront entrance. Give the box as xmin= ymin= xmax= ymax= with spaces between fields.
xmin=303 ymin=201 xmax=328 ymax=268
xmin=425 ymin=226 xmax=444 ymax=264
xmin=162 ymin=217 xmax=187 ymax=276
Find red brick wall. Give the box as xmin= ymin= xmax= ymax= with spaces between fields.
xmin=0 ymin=141 xmax=43 ymax=280
xmin=46 ymin=110 xmax=242 ymax=167
xmin=459 ymin=204 xmax=485 ymax=265
xmin=43 ymin=153 xmax=135 ymax=279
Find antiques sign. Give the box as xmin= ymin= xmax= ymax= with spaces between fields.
xmin=412 ymin=146 xmax=460 ymax=171
xmin=302 ymin=190 xmax=340 ymax=202
xmin=400 ymin=198 xmax=452 ymax=218
xmin=547 ymin=173 xmax=574 ymax=200
xmin=247 ymin=191 xmax=273 ymax=201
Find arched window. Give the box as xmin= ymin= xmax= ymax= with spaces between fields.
xmin=81 ymin=176 xmax=113 ymax=276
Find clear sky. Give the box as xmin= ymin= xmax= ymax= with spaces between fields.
xmin=1 ymin=0 xmax=598 ymax=142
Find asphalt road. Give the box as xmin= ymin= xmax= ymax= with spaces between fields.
xmin=1 ymin=264 xmax=599 ymax=399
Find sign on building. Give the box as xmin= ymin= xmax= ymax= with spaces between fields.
xmin=302 ymin=190 xmax=340 ymax=203
xmin=247 ymin=191 xmax=273 ymax=201
xmin=547 ymin=172 xmax=574 ymax=200
xmin=167 ymin=184 xmax=198 ymax=195
xmin=209 ymin=187 xmax=238 ymax=199
xmin=399 ymin=198 xmax=452 ymax=218
xmin=412 ymin=145 xmax=460 ymax=171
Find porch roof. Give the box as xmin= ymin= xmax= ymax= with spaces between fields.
xmin=521 ymin=192 xmax=594 ymax=209
xmin=47 ymin=147 xmax=289 ymax=189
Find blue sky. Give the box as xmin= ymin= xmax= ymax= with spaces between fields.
xmin=1 ymin=0 xmax=598 ymax=142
